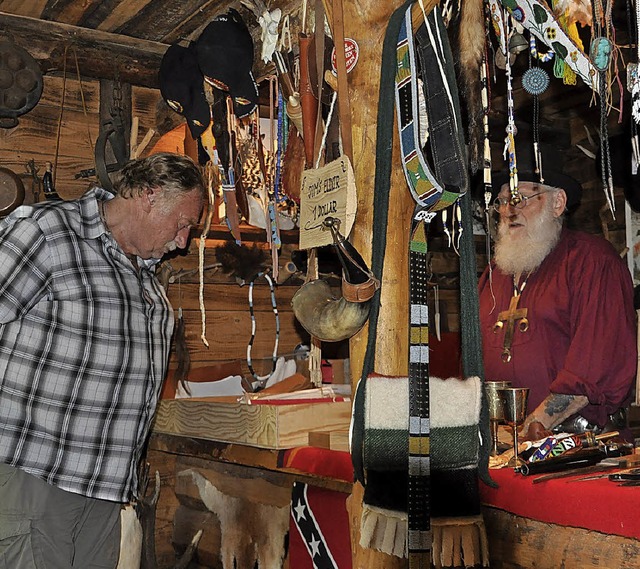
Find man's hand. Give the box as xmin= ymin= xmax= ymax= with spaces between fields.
xmin=520 ymin=420 xmax=552 ymax=442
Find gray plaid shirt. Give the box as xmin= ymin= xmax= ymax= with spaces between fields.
xmin=0 ymin=187 xmax=173 ymax=502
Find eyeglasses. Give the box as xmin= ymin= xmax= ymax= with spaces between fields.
xmin=492 ymin=191 xmax=547 ymax=213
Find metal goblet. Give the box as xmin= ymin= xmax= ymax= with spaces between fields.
xmin=498 ymin=387 xmax=530 ymax=469
xmin=485 ymin=380 xmax=512 ymax=456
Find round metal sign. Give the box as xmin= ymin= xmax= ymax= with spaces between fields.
xmin=331 ymin=38 xmax=359 ymax=75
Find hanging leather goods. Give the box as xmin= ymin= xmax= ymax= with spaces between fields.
xmin=266 ymin=76 xmax=281 ymax=281
xmin=281 ymin=122 xmax=305 ymax=203
xmin=226 ymin=96 xmax=249 ymax=221
xmin=292 ymin=217 xmax=379 ymax=342
xmin=222 ymin=175 xmax=242 ymax=244
xmin=298 ymin=32 xmax=318 ymax=166
xmin=222 ymin=96 xmax=243 ymax=243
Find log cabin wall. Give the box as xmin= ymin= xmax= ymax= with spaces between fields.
xmin=0 ymin=75 xmax=161 ymax=201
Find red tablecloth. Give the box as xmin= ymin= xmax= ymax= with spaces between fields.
xmin=280 ymin=447 xmax=354 ymax=483
xmin=481 ymin=467 xmax=640 ymax=539
xmin=279 ymin=448 xmax=640 ymax=540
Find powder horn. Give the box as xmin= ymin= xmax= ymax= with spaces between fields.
xmin=292 ymin=218 xmax=379 ymax=342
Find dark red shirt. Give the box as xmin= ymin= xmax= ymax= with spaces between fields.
xmin=479 ymin=228 xmax=637 ymax=426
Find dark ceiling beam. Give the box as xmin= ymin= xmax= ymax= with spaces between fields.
xmin=0 ymin=11 xmax=167 ymax=88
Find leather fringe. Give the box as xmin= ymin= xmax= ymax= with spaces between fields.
xmin=360 ymin=503 xmax=407 ymax=558
xmin=432 ymin=516 xmax=490 ymax=568
xmin=360 ymin=506 xmax=490 ymax=568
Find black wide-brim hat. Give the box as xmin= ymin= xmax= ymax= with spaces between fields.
xmin=491 ymin=169 xmax=583 ymax=213
xmin=159 ymin=43 xmax=211 ymax=139
xmin=196 ymin=9 xmax=258 ymax=118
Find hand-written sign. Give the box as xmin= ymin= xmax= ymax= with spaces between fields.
xmin=299 ymin=156 xmax=356 ymax=249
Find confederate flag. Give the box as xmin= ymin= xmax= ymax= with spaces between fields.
xmin=289 ymin=482 xmax=352 ymax=568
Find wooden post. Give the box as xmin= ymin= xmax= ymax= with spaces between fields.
xmin=328 ymin=1 xmax=414 ymax=567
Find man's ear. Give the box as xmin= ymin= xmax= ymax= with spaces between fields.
xmin=552 ymin=189 xmax=568 ymax=217
xmin=142 ymin=187 xmax=158 ymax=212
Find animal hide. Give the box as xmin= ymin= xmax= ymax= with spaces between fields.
xmin=553 ymin=0 xmax=592 ymax=27
xmin=179 ymin=469 xmax=289 ymax=569
xmin=455 ymin=0 xmax=485 ymax=173
xmin=117 ymin=505 xmax=142 ymax=569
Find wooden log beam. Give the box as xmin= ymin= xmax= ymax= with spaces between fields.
xmin=0 ymin=12 xmax=166 ymax=88
xmin=482 ymin=507 xmax=640 ymax=568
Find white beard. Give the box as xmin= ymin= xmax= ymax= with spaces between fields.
xmin=494 ymin=201 xmax=562 ymax=275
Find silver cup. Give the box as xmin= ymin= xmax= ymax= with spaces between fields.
xmin=498 ymin=387 xmax=530 ymax=468
xmin=485 ymin=381 xmax=511 ymax=456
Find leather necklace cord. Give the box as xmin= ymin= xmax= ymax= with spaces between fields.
xmin=53 ymin=44 xmax=70 ymax=189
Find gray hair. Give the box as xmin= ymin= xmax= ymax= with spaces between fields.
xmin=111 ymin=153 xmax=205 ymax=203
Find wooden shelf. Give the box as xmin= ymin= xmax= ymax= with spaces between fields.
xmin=193 ymin=223 xmax=299 ymax=245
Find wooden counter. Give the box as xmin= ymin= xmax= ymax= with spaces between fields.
xmin=148 ymin=431 xmax=640 ymax=568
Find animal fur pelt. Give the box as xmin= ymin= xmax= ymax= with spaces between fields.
xmin=450 ymin=0 xmax=485 ymax=173
xmin=215 ymin=241 xmax=268 ymax=283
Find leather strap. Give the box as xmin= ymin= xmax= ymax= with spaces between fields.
xmin=313 ymin=0 xmax=326 ymax=165
xmin=298 ymin=33 xmax=317 ymax=166
xmin=407 ymin=215 xmax=432 ymax=565
xmin=331 ymin=0 xmax=353 ymax=163
xmin=341 ymin=277 xmax=378 ymax=303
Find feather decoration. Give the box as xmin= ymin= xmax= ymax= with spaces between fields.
xmin=552 ymin=0 xmax=593 ymax=28
xmin=215 ymin=241 xmax=269 ymax=283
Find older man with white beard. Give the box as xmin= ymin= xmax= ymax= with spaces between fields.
xmin=478 ymin=171 xmax=637 ymax=442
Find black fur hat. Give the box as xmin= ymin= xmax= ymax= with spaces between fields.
xmin=195 ymin=9 xmax=258 ymax=118
xmin=159 ymin=43 xmax=211 ymax=139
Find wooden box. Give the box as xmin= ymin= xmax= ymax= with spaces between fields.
xmin=152 ymin=396 xmax=352 ymax=450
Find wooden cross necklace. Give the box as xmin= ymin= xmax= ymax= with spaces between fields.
xmin=493 ymin=271 xmax=531 ymax=363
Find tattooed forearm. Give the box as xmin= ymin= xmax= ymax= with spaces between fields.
xmin=544 ymin=394 xmax=576 ymax=416
xmin=524 ymin=393 xmax=589 ymax=431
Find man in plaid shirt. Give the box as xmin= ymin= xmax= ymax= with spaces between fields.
xmin=0 ymin=152 xmax=204 ymax=568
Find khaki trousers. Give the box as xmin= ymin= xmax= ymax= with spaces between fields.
xmin=0 ymin=463 xmax=121 ymax=569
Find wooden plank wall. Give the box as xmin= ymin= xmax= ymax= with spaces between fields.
xmin=160 ymin=238 xmax=309 ymax=379
xmin=0 ymin=74 xmax=161 ymax=201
